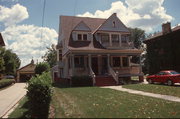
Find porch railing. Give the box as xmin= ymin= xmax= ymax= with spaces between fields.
xmin=89 ymin=66 xmax=96 ymax=86
xmin=108 ymin=66 xmax=119 ymax=84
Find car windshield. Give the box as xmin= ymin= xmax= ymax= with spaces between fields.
xmin=169 ymin=71 xmax=180 ymax=75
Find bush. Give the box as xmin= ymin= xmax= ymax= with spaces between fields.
xmin=35 ymin=62 xmax=50 ymax=75
xmin=26 ymin=72 xmax=52 ymax=118
xmin=0 ymin=79 xmax=15 ymax=89
xmin=71 ymin=75 xmax=93 ymax=87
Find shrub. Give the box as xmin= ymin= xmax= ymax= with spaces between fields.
xmin=71 ymin=75 xmax=93 ymax=87
xmin=26 ymin=72 xmax=52 ymax=118
xmin=0 ymin=79 xmax=15 ymax=89
xmin=35 ymin=62 xmax=50 ymax=75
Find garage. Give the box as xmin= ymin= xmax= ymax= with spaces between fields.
xmin=16 ymin=60 xmax=36 ymax=82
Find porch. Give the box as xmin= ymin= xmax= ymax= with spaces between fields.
xmin=66 ymin=52 xmax=143 ymax=85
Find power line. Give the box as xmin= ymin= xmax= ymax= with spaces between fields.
xmin=39 ymin=0 xmax=46 ymax=62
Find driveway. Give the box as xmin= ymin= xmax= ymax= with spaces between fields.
xmin=0 ymin=83 xmax=27 ymax=118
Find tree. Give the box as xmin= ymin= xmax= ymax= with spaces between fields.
xmin=0 ymin=48 xmax=20 ymax=75
xmin=129 ymin=28 xmax=145 ymax=49
xmin=42 ymin=44 xmax=57 ymax=68
xmin=0 ymin=48 xmax=5 ymax=73
xmin=35 ymin=62 xmax=50 ymax=75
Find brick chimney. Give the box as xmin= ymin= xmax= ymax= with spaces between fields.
xmin=162 ymin=22 xmax=172 ymax=35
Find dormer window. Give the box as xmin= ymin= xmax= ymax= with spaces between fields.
xmin=78 ymin=34 xmax=82 ymax=40
xmin=77 ymin=33 xmax=88 ymax=41
xmin=113 ymin=21 xmax=116 ymax=27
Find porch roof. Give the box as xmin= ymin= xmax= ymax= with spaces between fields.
xmin=65 ymin=48 xmax=143 ymax=56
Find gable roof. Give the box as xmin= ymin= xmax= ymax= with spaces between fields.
xmin=17 ymin=61 xmax=35 ymax=72
xmin=0 ymin=33 xmax=5 ymax=46
xmin=73 ymin=21 xmax=91 ymax=31
xmin=95 ymin=13 xmax=130 ymax=33
xmin=59 ymin=14 xmax=131 ymax=55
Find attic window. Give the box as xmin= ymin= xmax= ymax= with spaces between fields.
xmin=113 ymin=21 xmax=116 ymax=27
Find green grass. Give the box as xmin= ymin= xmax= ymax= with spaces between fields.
xmin=50 ymin=85 xmax=180 ymax=118
xmin=8 ymin=96 xmax=31 ymax=118
xmin=122 ymin=84 xmax=180 ymax=98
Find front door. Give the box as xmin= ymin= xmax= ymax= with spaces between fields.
xmin=92 ymin=57 xmax=98 ymax=75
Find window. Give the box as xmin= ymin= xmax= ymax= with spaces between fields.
xmin=74 ymin=56 xmax=84 ymax=68
xmin=77 ymin=34 xmax=88 ymax=41
xmin=78 ymin=34 xmax=82 ymax=41
xmin=83 ymin=34 xmax=87 ymax=41
xmin=113 ymin=21 xmax=116 ymax=27
xmin=112 ymin=34 xmax=119 ymax=43
xmin=122 ymin=57 xmax=129 ymax=67
xmin=112 ymin=57 xmax=121 ymax=67
xmin=101 ymin=34 xmax=109 ymax=42
xmin=121 ymin=35 xmax=127 ymax=43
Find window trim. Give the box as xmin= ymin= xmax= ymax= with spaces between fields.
xmin=76 ymin=33 xmax=88 ymax=41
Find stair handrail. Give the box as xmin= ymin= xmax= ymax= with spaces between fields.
xmin=89 ymin=66 xmax=96 ymax=86
xmin=108 ymin=66 xmax=119 ymax=84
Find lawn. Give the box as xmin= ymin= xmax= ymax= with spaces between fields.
xmin=8 ymin=84 xmax=180 ymax=118
xmin=50 ymin=85 xmax=180 ymax=118
xmin=122 ymin=84 xmax=180 ymax=98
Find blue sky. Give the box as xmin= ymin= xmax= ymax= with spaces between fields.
xmin=0 ymin=0 xmax=179 ymax=67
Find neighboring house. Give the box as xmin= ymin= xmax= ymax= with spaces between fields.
xmin=0 ymin=33 xmax=5 ymax=47
xmin=144 ymin=22 xmax=180 ymax=74
xmin=56 ymin=13 xmax=143 ymax=85
xmin=16 ymin=59 xmax=36 ymax=82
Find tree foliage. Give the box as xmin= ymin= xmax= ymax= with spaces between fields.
xmin=129 ymin=28 xmax=146 ymax=49
xmin=42 ymin=44 xmax=57 ymax=68
xmin=0 ymin=48 xmax=20 ymax=75
xmin=35 ymin=62 xmax=50 ymax=75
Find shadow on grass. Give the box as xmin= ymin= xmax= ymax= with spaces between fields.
xmin=9 ymin=97 xmax=31 ymax=118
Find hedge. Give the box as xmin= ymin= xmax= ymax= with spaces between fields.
xmin=26 ymin=72 xmax=52 ymax=118
xmin=71 ymin=75 xmax=93 ymax=87
xmin=0 ymin=79 xmax=15 ymax=89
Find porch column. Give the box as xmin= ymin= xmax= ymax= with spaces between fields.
xmin=107 ymin=54 xmax=110 ymax=68
xmin=139 ymin=55 xmax=144 ymax=82
xmin=71 ymin=54 xmax=75 ymax=75
xmin=119 ymin=34 xmax=121 ymax=47
xmin=109 ymin=33 xmax=112 ymax=46
xmin=88 ymin=54 xmax=91 ymax=67
xmin=98 ymin=55 xmax=101 ymax=75
xmin=128 ymin=56 xmax=131 ymax=67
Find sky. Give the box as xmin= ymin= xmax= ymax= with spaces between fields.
xmin=0 ymin=0 xmax=180 ymax=67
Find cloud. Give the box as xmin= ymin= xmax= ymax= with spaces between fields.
xmin=77 ymin=0 xmax=173 ymax=32
xmin=2 ymin=25 xmax=58 ymax=67
xmin=0 ymin=4 xmax=29 ymax=27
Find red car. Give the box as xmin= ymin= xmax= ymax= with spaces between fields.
xmin=146 ymin=70 xmax=180 ymax=86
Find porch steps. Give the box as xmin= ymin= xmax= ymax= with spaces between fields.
xmin=95 ymin=76 xmax=117 ymax=86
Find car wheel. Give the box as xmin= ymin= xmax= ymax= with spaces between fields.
xmin=148 ymin=79 xmax=153 ymax=84
xmin=167 ymin=80 xmax=174 ymax=86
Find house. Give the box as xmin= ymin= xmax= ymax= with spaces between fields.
xmin=16 ymin=59 xmax=36 ymax=82
xmin=0 ymin=33 xmax=5 ymax=47
xmin=56 ymin=13 xmax=143 ymax=86
xmin=144 ymin=22 xmax=180 ymax=74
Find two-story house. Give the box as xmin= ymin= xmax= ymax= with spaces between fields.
xmin=56 ymin=13 xmax=143 ymax=86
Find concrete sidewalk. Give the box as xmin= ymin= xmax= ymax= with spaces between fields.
xmin=0 ymin=83 xmax=27 ymax=118
xmin=102 ymin=86 xmax=180 ymax=102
